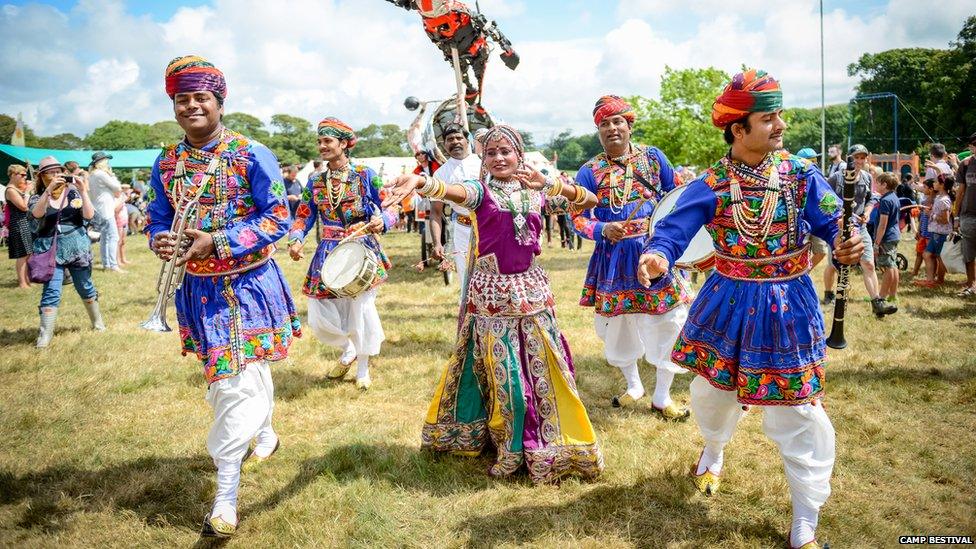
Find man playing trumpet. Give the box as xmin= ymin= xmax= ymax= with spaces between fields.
xmin=144 ymin=55 xmax=302 ymax=538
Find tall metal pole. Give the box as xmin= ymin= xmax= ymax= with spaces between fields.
xmin=893 ymin=96 xmax=899 ymax=153
xmin=819 ymin=0 xmax=826 ymax=172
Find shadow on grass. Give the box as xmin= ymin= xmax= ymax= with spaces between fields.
xmin=247 ymin=442 xmax=493 ymax=517
xmin=0 ymin=326 xmax=80 ymax=346
xmin=0 ymin=455 xmax=213 ymax=534
xmin=829 ymin=363 xmax=974 ymax=385
xmin=905 ymin=303 xmax=976 ymax=321
xmin=456 ymin=473 xmax=782 ymax=548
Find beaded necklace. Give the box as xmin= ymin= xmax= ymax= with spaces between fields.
xmin=172 ymin=130 xmax=232 ymax=227
xmin=324 ymin=162 xmax=352 ymax=209
xmin=489 ymin=177 xmax=533 ymax=245
xmin=607 ymin=160 xmax=634 ymax=214
xmin=724 ymin=154 xmax=781 ymax=245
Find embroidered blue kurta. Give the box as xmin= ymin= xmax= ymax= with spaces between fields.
xmin=573 ymin=145 xmax=690 ymax=316
xmin=145 ymin=129 xmax=301 ymax=385
xmin=287 ymin=162 xmax=398 ymax=299
xmin=644 ymin=152 xmax=841 ymax=406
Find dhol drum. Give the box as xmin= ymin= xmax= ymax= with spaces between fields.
xmin=650 ymin=185 xmax=715 ymax=271
xmin=321 ymin=240 xmax=379 ymax=298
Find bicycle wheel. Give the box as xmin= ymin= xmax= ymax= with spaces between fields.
xmin=896 ymin=253 xmax=908 ymax=272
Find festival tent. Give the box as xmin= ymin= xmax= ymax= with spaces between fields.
xmin=0 ymin=144 xmax=161 ymax=181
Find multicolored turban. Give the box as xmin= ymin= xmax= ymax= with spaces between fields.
xmin=164 ymin=55 xmax=227 ymax=101
xmin=593 ymin=95 xmax=635 ymax=126
xmin=317 ymin=117 xmax=358 ymax=149
xmin=711 ymin=69 xmax=782 ymax=128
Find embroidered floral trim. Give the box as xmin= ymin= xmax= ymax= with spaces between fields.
xmin=672 ymin=335 xmax=825 ymax=406
xmin=212 ymin=230 xmax=232 ymax=260
xmin=580 ymin=282 xmax=691 ymax=317
xmin=181 ymin=316 xmax=302 ymax=385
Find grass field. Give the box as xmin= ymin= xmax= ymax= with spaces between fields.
xmin=1 ymin=231 xmax=974 ymax=548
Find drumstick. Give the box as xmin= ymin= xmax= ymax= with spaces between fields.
xmin=337 ymin=222 xmax=372 ymax=245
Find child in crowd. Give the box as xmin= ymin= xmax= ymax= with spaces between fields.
xmin=911 ymin=179 xmax=934 ymax=278
xmin=915 ymin=174 xmax=955 ymax=288
xmin=874 ymin=173 xmax=902 ymax=302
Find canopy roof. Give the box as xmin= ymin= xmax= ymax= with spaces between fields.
xmin=0 ymin=144 xmax=161 ymax=169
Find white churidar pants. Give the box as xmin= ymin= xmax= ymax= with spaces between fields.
xmin=689 ymin=375 xmax=835 ymax=511
xmin=306 ymin=289 xmax=384 ymax=357
xmin=593 ymin=304 xmax=689 ymax=374
xmin=205 ymin=360 xmax=275 ymax=465
xmin=452 ymin=222 xmax=472 ymax=288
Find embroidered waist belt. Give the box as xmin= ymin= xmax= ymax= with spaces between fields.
xmin=455 ymin=214 xmax=472 ymax=227
xmin=467 ymin=260 xmax=554 ymax=317
xmin=187 ymin=244 xmax=275 ymax=276
xmin=715 ymin=244 xmax=811 ymax=282
xmin=619 ymin=218 xmax=651 ymax=239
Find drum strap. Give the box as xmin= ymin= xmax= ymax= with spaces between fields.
xmin=612 ymin=157 xmax=660 ymax=198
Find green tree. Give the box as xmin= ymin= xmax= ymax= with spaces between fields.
xmin=86 ymin=120 xmax=153 ymax=150
xmin=147 ymin=121 xmax=184 ymax=146
xmin=544 ymin=129 xmax=603 ymax=170
xmin=782 ymin=104 xmax=851 ymax=155
xmin=519 ymin=130 xmax=535 ymax=151
xmin=631 ymin=66 xmax=730 ymax=169
xmin=0 ymin=113 xmax=40 ymax=146
xmin=270 ymin=114 xmax=312 ymax=135
xmin=223 ymin=112 xmax=269 ymax=140
xmin=265 ymin=114 xmax=316 ymax=165
xmin=36 ymin=133 xmax=86 ymax=149
xmin=354 ymin=124 xmax=408 ymax=157
xmin=847 ymin=18 xmax=976 ymax=154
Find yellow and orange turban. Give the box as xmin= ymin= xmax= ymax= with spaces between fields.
xmin=165 ymin=55 xmax=227 ymax=101
xmin=317 ymin=117 xmax=357 ymax=149
xmin=593 ymin=95 xmax=635 ymax=126
xmin=711 ymin=69 xmax=782 ymax=128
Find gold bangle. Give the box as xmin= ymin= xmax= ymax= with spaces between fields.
xmin=571 ymin=185 xmax=588 ymax=206
xmin=430 ymin=178 xmax=447 ymax=199
xmin=552 ymin=178 xmax=564 ymax=197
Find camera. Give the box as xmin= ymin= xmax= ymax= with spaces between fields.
xmin=62 ymin=175 xmax=74 ymax=183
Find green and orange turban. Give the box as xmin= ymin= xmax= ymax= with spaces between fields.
xmin=711 ymin=69 xmax=782 ymax=128
xmin=165 ymin=55 xmax=227 ymax=101
xmin=593 ymin=95 xmax=635 ymax=126
xmin=318 ymin=117 xmax=357 ymax=149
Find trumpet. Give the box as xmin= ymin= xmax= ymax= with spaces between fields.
xmin=140 ymin=197 xmax=200 ymax=332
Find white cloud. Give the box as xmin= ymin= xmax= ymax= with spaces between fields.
xmin=0 ymin=0 xmax=969 ymax=144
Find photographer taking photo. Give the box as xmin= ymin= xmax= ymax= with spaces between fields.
xmin=29 ymin=156 xmax=105 ymax=348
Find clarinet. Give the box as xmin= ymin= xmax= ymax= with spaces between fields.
xmin=826 ymin=155 xmax=857 ymax=350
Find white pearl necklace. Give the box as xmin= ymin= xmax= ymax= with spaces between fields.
xmin=728 ymin=157 xmax=781 ymax=245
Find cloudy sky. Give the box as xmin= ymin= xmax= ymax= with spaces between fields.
xmin=1 ymin=0 xmax=971 ymax=141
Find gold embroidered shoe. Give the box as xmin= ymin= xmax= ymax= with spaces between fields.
xmin=692 ymin=469 xmax=721 ymax=496
xmin=651 ymin=402 xmax=691 ymax=421
xmin=242 ymin=439 xmax=280 ymax=472
xmin=200 ymin=512 xmax=237 ymax=538
xmin=611 ymin=392 xmax=641 ymax=408
xmin=790 ymin=536 xmax=828 ymax=549
xmin=327 ymin=361 xmax=351 ymax=379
